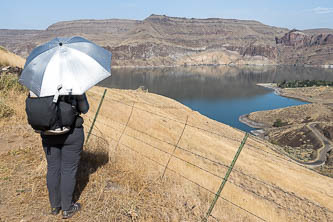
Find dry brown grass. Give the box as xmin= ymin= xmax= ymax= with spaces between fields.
xmin=85 ymin=87 xmax=333 ymax=222
xmin=1 ymin=77 xmax=333 ymax=221
xmin=0 ymin=77 xmax=207 ymax=221
xmin=0 ymin=48 xmax=26 ymax=120
xmin=0 ymin=46 xmax=25 ymax=68
xmin=0 ymin=74 xmax=28 ymax=122
xmin=0 ymin=132 xmax=207 ymax=221
xmin=280 ymin=86 xmax=333 ymax=104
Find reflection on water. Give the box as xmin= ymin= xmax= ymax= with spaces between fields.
xmin=99 ymin=66 xmax=333 ymax=132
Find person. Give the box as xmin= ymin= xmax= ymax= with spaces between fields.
xmin=37 ymin=92 xmax=89 ymax=219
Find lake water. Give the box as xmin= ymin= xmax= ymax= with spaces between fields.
xmin=99 ymin=66 xmax=333 ymax=132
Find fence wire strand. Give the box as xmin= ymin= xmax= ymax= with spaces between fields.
xmin=86 ymin=90 xmax=332 ymax=221
xmin=90 ymin=96 xmax=324 ymax=177
xmin=117 ymin=140 xmax=267 ymax=222
xmin=162 ymin=116 xmax=188 ymax=178
xmin=88 ymin=92 xmax=303 ymax=165
xmin=86 ymin=120 xmax=329 ymax=222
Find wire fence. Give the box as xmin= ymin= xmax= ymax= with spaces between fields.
xmin=84 ymin=90 xmax=333 ymax=222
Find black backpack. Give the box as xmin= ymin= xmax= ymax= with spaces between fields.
xmin=25 ymin=95 xmax=77 ymax=132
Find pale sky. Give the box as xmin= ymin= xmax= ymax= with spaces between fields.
xmin=2 ymin=0 xmax=333 ymax=30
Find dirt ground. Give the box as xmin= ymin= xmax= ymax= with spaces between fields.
xmin=248 ymin=103 xmax=333 ymax=126
xmin=246 ymin=86 xmax=333 ymax=176
xmin=280 ymin=86 xmax=333 ymax=104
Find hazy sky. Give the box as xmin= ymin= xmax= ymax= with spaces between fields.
xmin=2 ymin=0 xmax=333 ymax=30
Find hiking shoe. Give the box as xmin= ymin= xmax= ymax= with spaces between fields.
xmin=62 ymin=203 xmax=81 ymax=219
xmin=50 ymin=207 xmax=61 ymax=215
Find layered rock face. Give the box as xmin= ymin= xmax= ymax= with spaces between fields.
xmin=0 ymin=15 xmax=332 ymax=67
xmin=275 ymin=30 xmax=333 ymax=66
xmin=105 ymin=15 xmax=287 ymax=66
xmin=0 ymin=19 xmax=140 ymax=57
xmin=276 ymin=29 xmax=333 ymax=47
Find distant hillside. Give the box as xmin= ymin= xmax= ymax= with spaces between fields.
xmin=1 ymin=14 xmax=333 ymax=67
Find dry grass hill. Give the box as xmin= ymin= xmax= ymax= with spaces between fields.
xmin=0 ymin=46 xmax=25 ymax=68
xmin=0 ymin=49 xmax=333 ymax=221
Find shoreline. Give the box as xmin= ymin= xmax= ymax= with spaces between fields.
xmin=239 ymin=83 xmax=313 ymax=132
xmin=239 ymin=114 xmax=269 ymax=138
xmin=256 ymin=83 xmax=327 ymax=104
xmin=239 ymin=84 xmax=333 ymax=167
xmin=238 ymin=114 xmax=268 ymax=129
xmin=110 ymin=64 xmax=333 ymax=69
xmin=239 ymin=83 xmax=313 ymax=138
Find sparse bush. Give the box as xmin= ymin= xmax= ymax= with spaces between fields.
xmin=278 ymin=79 xmax=333 ymax=88
xmin=310 ymin=150 xmax=318 ymax=160
xmin=0 ymin=73 xmax=26 ymax=93
xmin=270 ymin=140 xmax=279 ymax=145
xmin=0 ymin=73 xmax=26 ymax=119
xmin=273 ymin=119 xmax=288 ymax=127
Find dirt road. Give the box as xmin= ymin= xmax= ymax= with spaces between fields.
xmin=300 ymin=123 xmax=333 ymax=167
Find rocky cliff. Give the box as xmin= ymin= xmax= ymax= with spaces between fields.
xmin=0 ymin=14 xmax=332 ymax=67
xmin=276 ymin=29 xmax=333 ymax=47
xmin=275 ymin=30 xmax=333 ymax=66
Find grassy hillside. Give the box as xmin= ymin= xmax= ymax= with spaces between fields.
xmin=0 ymin=46 xmax=25 ymax=68
xmin=0 ymin=71 xmax=333 ymax=221
xmin=0 ymin=74 xmax=206 ymax=221
xmin=0 ymin=48 xmax=26 ymax=121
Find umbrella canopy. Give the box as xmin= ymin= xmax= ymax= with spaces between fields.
xmin=19 ymin=36 xmax=112 ymax=97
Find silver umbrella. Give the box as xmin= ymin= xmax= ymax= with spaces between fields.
xmin=19 ymin=36 xmax=112 ymax=98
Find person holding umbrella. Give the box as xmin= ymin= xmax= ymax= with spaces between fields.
xmin=19 ymin=37 xmax=112 ymax=219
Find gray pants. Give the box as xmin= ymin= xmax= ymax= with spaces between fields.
xmin=41 ymin=127 xmax=84 ymax=211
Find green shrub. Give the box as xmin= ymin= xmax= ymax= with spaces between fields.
xmin=273 ymin=119 xmax=288 ymax=127
xmin=0 ymin=73 xmax=26 ymax=93
xmin=278 ymin=79 xmax=333 ymax=88
xmin=270 ymin=140 xmax=279 ymax=145
xmin=310 ymin=150 xmax=318 ymax=160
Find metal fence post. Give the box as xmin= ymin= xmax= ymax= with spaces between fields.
xmin=203 ymin=132 xmax=249 ymax=222
xmin=85 ymin=89 xmax=107 ymax=144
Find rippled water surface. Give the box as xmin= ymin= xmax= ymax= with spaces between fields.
xmin=99 ymin=66 xmax=333 ymax=132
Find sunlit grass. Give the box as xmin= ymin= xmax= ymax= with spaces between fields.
xmin=0 ymin=46 xmax=25 ymax=68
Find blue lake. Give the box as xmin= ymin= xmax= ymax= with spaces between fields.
xmin=182 ymin=92 xmax=307 ymax=132
xmin=99 ymin=66 xmax=333 ymax=132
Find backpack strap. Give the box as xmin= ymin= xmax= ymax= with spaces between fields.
xmin=53 ymin=85 xmax=63 ymax=129
xmin=53 ymin=85 xmax=62 ymax=103
xmin=56 ymin=99 xmax=63 ymax=130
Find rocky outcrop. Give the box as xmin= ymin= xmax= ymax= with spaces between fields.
xmin=275 ymin=30 xmax=333 ymax=65
xmin=101 ymin=14 xmax=288 ymax=66
xmin=276 ymin=30 xmax=310 ymax=47
xmin=0 ymin=66 xmax=23 ymax=76
xmin=225 ymin=45 xmax=278 ymax=59
xmin=276 ymin=29 xmax=333 ymax=48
